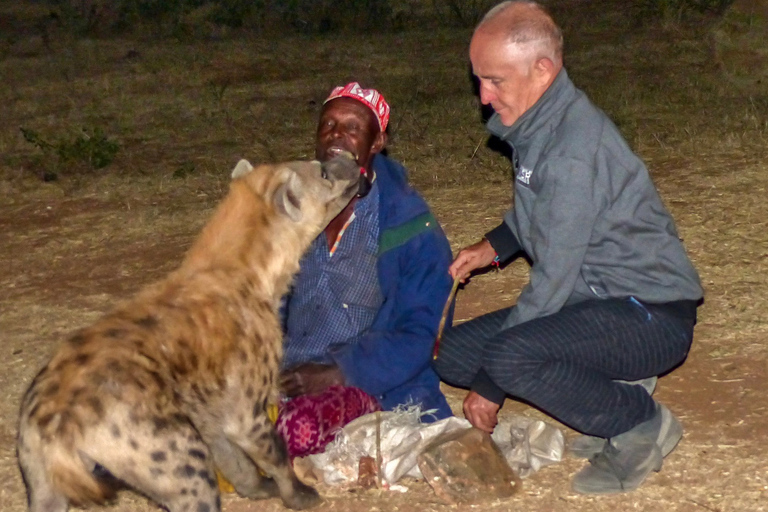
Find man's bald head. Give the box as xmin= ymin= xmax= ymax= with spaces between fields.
xmin=469 ymin=1 xmax=564 ymax=126
xmin=476 ymin=1 xmax=563 ymax=69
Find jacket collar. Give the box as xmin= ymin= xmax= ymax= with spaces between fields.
xmin=486 ymin=68 xmax=577 ymax=144
xmin=370 ymin=153 xmax=428 ymax=228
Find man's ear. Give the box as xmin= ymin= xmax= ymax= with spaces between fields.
xmin=370 ymin=131 xmax=387 ymax=155
xmin=273 ymin=168 xmax=303 ymax=222
xmin=534 ymin=57 xmax=556 ymax=86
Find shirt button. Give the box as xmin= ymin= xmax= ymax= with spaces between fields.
xmin=342 ymin=303 xmax=348 ymax=309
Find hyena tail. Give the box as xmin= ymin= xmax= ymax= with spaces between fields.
xmin=18 ymin=423 xmax=115 ymax=511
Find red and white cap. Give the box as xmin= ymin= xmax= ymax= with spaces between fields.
xmin=324 ymin=82 xmax=390 ymax=132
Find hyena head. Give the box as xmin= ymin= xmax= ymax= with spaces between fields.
xmin=232 ymin=153 xmax=361 ymax=242
xmin=183 ymin=153 xmax=361 ymax=298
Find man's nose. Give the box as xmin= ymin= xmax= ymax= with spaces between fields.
xmin=330 ymin=124 xmax=345 ymax=138
xmin=479 ymin=86 xmax=494 ymax=105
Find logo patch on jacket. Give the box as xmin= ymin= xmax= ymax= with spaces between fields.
xmin=517 ymin=166 xmax=533 ymax=186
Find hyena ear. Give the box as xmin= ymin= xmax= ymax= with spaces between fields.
xmin=231 ymin=159 xmax=254 ymax=179
xmin=273 ymin=168 xmax=303 ymax=222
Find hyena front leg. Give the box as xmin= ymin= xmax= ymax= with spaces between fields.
xmin=204 ymin=433 xmax=279 ymax=499
xmin=86 ymin=412 xmax=222 ymax=512
xmin=229 ymin=411 xmax=320 ymax=510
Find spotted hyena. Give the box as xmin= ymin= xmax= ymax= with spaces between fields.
xmin=17 ymin=155 xmax=361 ymax=512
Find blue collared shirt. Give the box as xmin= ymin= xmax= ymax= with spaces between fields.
xmin=282 ymin=180 xmax=382 ymax=370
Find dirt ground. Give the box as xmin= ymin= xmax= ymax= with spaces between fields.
xmin=1 ymin=179 xmax=767 ymax=512
xmin=1 ymin=1 xmax=768 ymax=511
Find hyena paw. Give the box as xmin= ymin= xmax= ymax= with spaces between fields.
xmin=240 ymin=476 xmax=279 ymax=499
xmin=283 ymin=481 xmax=321 ymax=510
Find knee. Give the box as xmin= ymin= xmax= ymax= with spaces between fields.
xmin=433 ymin=328 xmax=477 ymax=372
xmin=432 ymin=353 xmax=449 ymax=377
xmin=432 ymin=352 xmax=464 ymax=384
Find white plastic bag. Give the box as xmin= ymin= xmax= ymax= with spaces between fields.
xmin=307 ymin=408 xmax=564 ymax=486
xmin=307 ymin=407 xmax=471 ymax=486
xmin=491 ymin=415 xmax=565 ymax=478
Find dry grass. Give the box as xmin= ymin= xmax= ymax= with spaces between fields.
xmin=1 ymin=1 xmax=768 ymax=511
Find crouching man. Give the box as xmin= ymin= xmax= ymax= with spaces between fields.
xmin=434 ymin=1 xmax=703 ymax=495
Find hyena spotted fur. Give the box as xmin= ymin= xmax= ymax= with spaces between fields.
xmin=17 ymin=155 xmax=361 ymax=512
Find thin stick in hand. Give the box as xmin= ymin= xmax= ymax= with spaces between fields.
xmin=433 ymin=275 xmax=461 ymax=360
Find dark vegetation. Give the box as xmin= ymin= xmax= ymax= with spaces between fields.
xmin=41 ymin=0 xmax=735 ymax=38
xmin=5 ymin=0 xmax=739 ymax=184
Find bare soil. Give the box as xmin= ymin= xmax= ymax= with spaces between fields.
xmin=1 ymin=1 xmax=768 ymax=511
xmin=2 ymin=180 xmax=767 ymax=512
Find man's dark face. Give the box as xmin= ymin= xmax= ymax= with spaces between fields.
xmin=315 ymin=97 xmax=384 ymax=170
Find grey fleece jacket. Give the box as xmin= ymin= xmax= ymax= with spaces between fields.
xmin=484 ymin=68 xmax=703 ymax=330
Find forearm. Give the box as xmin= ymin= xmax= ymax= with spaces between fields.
xmin=484 ymin=219 xmax=523 ymax=263
xmin=469 ymin=369 xmax=506 ymax=405
xmin=330 ymin=329 xmax=435 ymax=396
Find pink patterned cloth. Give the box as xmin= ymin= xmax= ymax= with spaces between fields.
xmin=276 ymin=385 xmax=381 ymax=458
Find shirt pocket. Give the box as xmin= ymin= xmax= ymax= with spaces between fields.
xmin=327 ymin=252 xmax=383 ymax=333
xmin=329 ymin=270 xmax=383 ymax=309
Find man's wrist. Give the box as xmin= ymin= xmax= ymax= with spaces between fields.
xmin=484 ymin=222 xmax=522 ymax=262
xmin=469 ymin=369 xmax=506 ymax=405
xmin=480 ymin=237 xmax=501 ymax=267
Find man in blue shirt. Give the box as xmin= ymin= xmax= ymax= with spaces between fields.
xmin=276 ymin=83 xmax=454 ymax=458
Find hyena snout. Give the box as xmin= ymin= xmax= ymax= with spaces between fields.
xmin=321 ymin=153 xmax=362 ymax=190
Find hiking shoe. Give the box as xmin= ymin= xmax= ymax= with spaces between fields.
xmin=571 ymin=438 xmax=662 ymax=494
xmin=569 ymin=436 xmax=607 ymax=460
xmin=571 ymin=402 xmax=682 ymax=494
xmin=645 ymin=402 xmax=684 ymax=457
xmin=569 ymin=376 xmax=659 ymax=459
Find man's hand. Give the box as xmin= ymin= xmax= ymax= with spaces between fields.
xmin=280 ymin=363 xmax=345 ymax=397
xmin=463 ymin=391 xmax=500 ymax=433
xmin=448 ymin=238 xmax=498 ymax=283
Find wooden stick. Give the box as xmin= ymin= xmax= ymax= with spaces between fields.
xmin=433 ymin=275 xmax=460 ymax=359
xmin=375 ymin=410 xmax=382 ymax=489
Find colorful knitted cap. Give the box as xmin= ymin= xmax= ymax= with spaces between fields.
xmin=324 ymin=82 xmax=390 ymax=132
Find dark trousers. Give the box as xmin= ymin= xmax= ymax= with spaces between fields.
xmin=434 ymin=298 xmax=695 ymax=438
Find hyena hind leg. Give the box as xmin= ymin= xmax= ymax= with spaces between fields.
xmin=87 ymin=416 xmax=222 ymax=512
xmin=17 ymin=430 xmax=69 ymax=512
xmin=232 ymin=415 xmax=320 ymax=511
xmin=20 ymin=464 xmax=68 ymax=512
xmin=25 ymin=483 xmax=67 ymax=512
